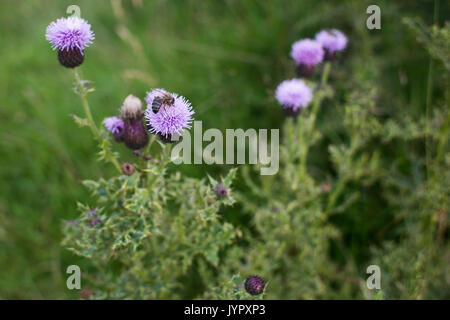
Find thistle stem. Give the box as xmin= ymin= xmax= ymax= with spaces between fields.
xmin=71 ymin=68 xmax=121 ymax=173
xmin=325 ymin=176 xmax=347 ymax=215
xmin=298 ymin=62 xmax=331 ymax=180
xmin=72 ymin=68 xmax=100 ymax=138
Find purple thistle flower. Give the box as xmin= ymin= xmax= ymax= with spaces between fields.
xmin=315 ymin=29 xmax=348 ymax=60
xmin=291 ymin=39 xmax=324 ymax=66
xmin=104 ymin=116 xmax=124 ymax=135
xmin=215 ymin=183 xmax=228 ymax=198
xmin=145 ymin=89 xmax=194 ymax=138
xmin=315 ymin=29 xmax=348 ymax=53
xmin=104 ymin=116 xmax=124 ymax=142
xmin=46 ymin=16 xmax=95 ymax=68
xmin=45 ymin=16 xmax=94 ymax=52
xmin=275 ymin=79 xmax=313 ymax=116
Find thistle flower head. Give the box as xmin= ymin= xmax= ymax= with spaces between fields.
xmin=275 ymin=79 xmax=313 ymax=112
xmin=315 ymin=29 xmax=348 ymax=53
xmin=244 ymin=275 xmax=265 ymax=295
xmin=103 ymin=116 xmax=124 ymax=135
xmin=120 ymin=95 xmax=143 ymax=121
xmin=290 ymin=39 xmax=324 ymax=66
xmin=45 ymin=16 xmax=95 ymax=52
xmin=145 ymin=89 xmax=194 ymax=138
xmin=104 ymin=116 xmax=124 ymax=142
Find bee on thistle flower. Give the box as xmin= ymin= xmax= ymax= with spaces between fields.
xmin=151 ymin=89 xmax=176 ymax=114
xmin=45 ymin=16 xmax=95 ymax=68
xmin=145 ymin=89 xmax=194 ymax=143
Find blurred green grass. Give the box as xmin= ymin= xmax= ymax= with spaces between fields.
xmin=0 ymin=0 xmax=444 ymax=299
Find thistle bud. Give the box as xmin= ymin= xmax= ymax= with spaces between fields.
xmin=58 ymin=48 xmax=84 ymax=68
xmin=120 ymin=95 xmax=149 ymax=150
xmin=244 ymin=275 xmax=265 ymax=295
xmin=121 ymin=95 xmax=144 ymax=121
xmin=215 ymin=183 xmax=228 ymax=198
xmin=121 ymin=162 xmax=136 ymax=176
xmin=296 ymin=63 xmax=316 ymax=78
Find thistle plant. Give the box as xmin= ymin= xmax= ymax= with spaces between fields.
xmin=46 ymin=15 xmax=242 ymax=299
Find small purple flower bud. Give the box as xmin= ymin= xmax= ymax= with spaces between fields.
xmin=87 ymin=209 xmax=97 ymax=216
xmin=215 ymin=183 xmax=228 ymax=198
xmin=244 ymin=275 xmax=265 ymax=295
xmin=121 ymin=162 xmax=136 ymax=176
xmin=88 ymin=216 xmax=101 ymax=227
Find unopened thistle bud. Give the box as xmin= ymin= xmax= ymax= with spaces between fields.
xmin=275 ymin=79 xmax=313 ymax=117
xmin=290 ymin=39 xmax=324 ymax=77
xmin=120 ymin=95 xmax=149 ymax=150
xmin=244 ymin=275 xmax=265 ymax=295
xmin=121 ymin=162 xmax=136 ymax=176
xmin=45 ymin=17 xmax=95 ymax=68
xmin=215 ymin=183 xmax=228 ymax=198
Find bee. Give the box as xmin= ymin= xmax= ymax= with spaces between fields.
xmin=152 ymin=90 xmax=175 ymax=114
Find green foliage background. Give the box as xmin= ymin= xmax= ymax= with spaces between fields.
xmin=0 ymin=0 xmax=448 ymax=299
